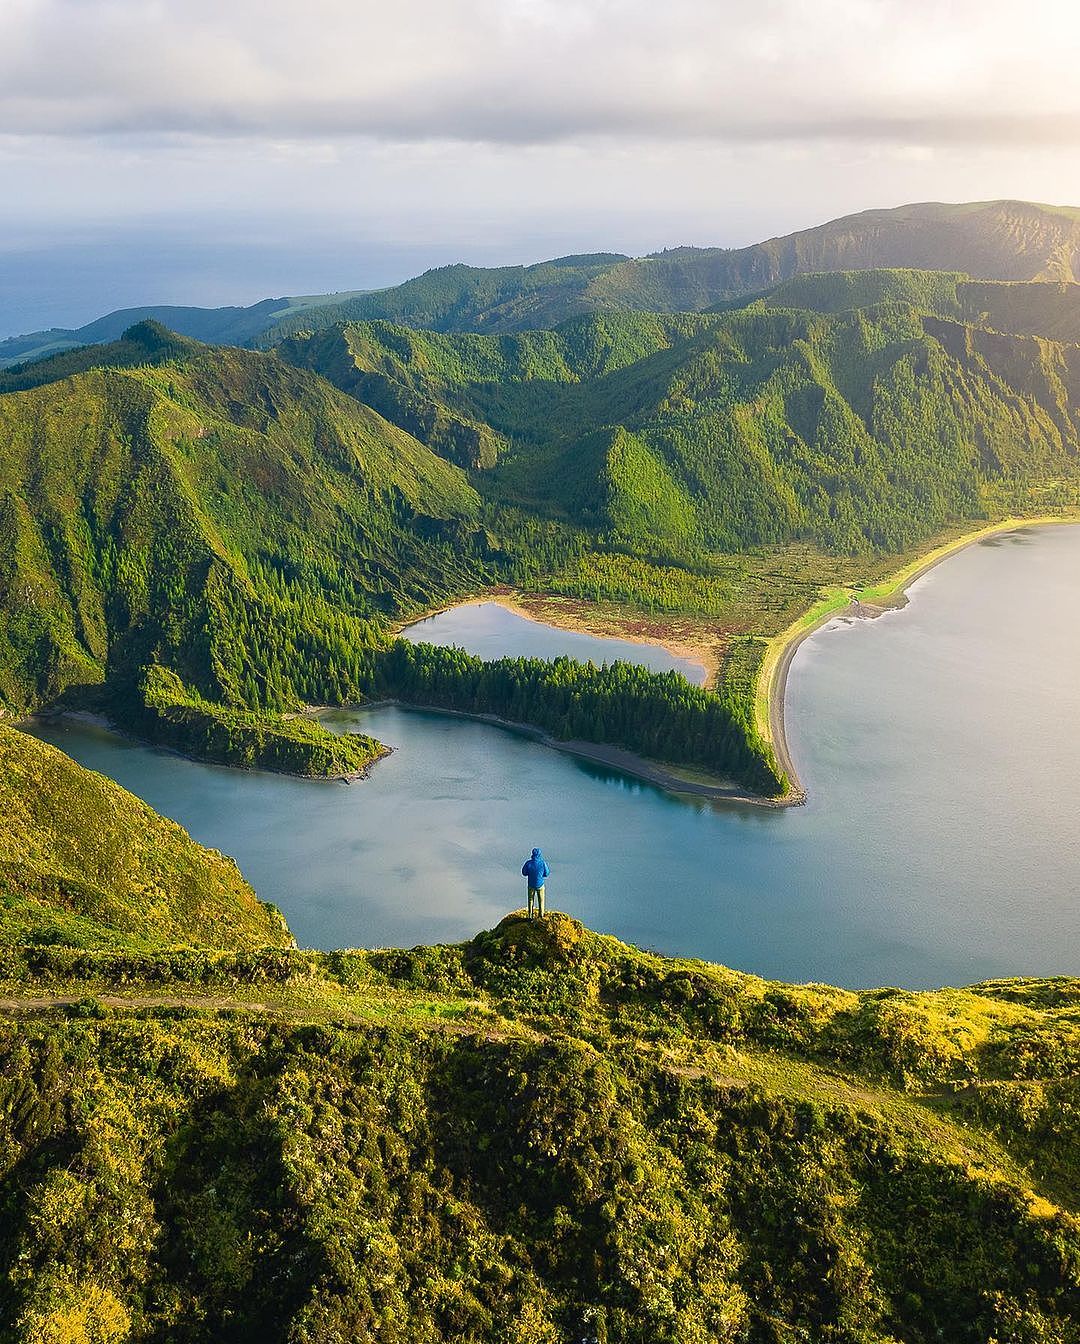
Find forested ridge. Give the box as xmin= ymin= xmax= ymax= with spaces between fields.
xmin=285 ymin=285 xmax=1080 ymax=556
xmin=372 ymin=641 xmax=783 ymax=793
xmin=0 ymin=322 xmax=501 ymax=774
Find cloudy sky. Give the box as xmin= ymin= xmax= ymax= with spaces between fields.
xmin=3 ymin=0 xmax=1080 ymax=332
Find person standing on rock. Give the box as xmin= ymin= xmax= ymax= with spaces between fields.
xmin=521 ymin=847 xmax=550 ymax=918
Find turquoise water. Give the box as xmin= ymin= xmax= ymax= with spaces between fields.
xmin=24 ymin=525 xmax=1080 ymax=988
xmin=401 ymin=600 xmax=708 ymax=684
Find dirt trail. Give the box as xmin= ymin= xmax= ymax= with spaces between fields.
xmin=0 ymin=993 xmax=272 ymax=1013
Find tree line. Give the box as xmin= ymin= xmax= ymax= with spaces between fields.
xmin=367 ymin=640 xmax=785 ymax=795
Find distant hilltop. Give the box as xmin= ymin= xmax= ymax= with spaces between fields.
xmin=5 ymin=198 xmax=1080 ymax=368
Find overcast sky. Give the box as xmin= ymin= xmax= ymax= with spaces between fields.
xmin=3 ymin=0 xmax=1080 ymax=332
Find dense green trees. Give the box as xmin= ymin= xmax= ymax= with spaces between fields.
xmin=0 ymin=330 xmax=492 ymax=718
xmin=369 ymin=641 xmax=784 ymax=794
xmin=134 ymin=665 xmax=387 ymax=778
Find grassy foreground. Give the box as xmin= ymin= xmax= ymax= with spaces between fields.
xmin=1 ymin=914 xmax=1078 ymax=1342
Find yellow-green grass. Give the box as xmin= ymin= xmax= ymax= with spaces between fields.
xmin=0 ymin=723 xmax=293 ymax=951
xmin=3 ymin=915 xmax=1079 ymax=1212
xmin=3 ymin=913 xmax=1079 ymax=1337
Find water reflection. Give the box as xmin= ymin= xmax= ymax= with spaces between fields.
xmin=23 ymin=525 xmax=1080 ymax=989
xmin=401 ymin=600 xmax=708 ymax=685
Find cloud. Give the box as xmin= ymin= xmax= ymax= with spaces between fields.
xmin=3 ymin=0 xmax=1080 ymax=147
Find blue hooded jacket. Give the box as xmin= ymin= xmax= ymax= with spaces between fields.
xmin=522 ymin=848 xmax=550 ymax=888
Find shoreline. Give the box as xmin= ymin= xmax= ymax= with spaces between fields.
xmin=337 ymin=699 xmax=780 ymax=807
xmin=758 ymin=514 xmax=1080 ymax=802
xmin=23 ymin=709 xmax=388 ymax=784
xmin=26 ymin=515 xmax=1078 ymax=809
xmin=399 ymin=590 xmax=719 ymax=687
xmin=400 ymin=514 xmax=1080 ymax=808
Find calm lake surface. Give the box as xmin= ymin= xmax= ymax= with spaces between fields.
xmin=25 ymin=525 xmax=1080 ymax=988
xmin=402 ymin=601 xmax=708 ymax=684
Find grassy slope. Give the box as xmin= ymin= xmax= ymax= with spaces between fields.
xmin=0 ymin=913 xmax=1077 ymax=1341
xmin=0 ymin=723 xmax=290 ymax=950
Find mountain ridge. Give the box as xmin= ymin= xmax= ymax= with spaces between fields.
xmin=6 ymin=199 xmax=1080 ymax=365
xmin=8 ymin=268 xmax=1080 ymax=797
xmin=281 ymin=287 xmax=1080 ymax=555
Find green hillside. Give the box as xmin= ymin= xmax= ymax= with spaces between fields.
xmin=0 ymin=322 xmax=515 ymax=778
xmin=0 ymin=320 xmax=787 ymax=794
xmin=957 ymin=279 xmax=1080 ymax=343
xmin=0 ymin=723 xmax=290 ymax=950
xmin=8 ymin=273 xmax=1080 ymax=799
xmin=284 ymin=295 xmax=1080 ymax=556
xmin=755 ymin=270 xmax=1080 ymax=345
xmin=0 ymin=321 xmax=485 ymax=711
xmin=0 ymin=908 xmax=1078 ymax=1340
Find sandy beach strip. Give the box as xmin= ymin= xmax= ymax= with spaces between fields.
xmin=757 ymin=514 xmax=1080 ymax=802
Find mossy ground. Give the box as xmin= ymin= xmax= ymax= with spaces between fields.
xmin=0 ymin=915 xmax=1078 ymax=1342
